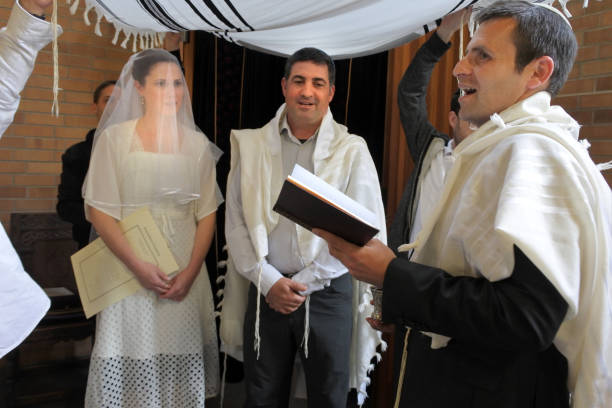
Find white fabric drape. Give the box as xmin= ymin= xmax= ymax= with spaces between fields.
xmin=66 ymin=0 xmax=477 ymax=57
xmin=64 ymin=0 xmax=589 ymax=58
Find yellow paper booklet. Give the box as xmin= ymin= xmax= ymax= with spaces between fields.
xmin=71 ymin=207 xmax=179 ymax=318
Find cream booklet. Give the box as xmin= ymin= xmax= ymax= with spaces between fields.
xmin=71 ymin=207 xmax=179 ymax=318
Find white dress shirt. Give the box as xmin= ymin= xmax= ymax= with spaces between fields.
xmin=225 ymin=115 xmax=347 ymax=296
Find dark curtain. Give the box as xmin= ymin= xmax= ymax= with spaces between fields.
xmin=191 ymin=30 xmax=388 ymax=388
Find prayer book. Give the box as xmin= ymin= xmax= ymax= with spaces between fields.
xmin=71 ymin=207 xmax=179 ymax=318
xmin=273 ymin=164 xmax=379 ymax=246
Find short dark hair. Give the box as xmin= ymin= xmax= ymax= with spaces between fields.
xmin=476 ymin=0 xmax=577 ymax=97
xmin=450 ymin=89 xmax=461 ymax=115
xmin=284 ymin=47 xmax=336 ymax=86
xmin=132 ymin=49 xmax=181 ymax=85
xmin=93 ymin=80 xmax=116 ymax=103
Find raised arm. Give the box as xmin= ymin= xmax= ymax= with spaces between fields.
xmin=0 ymin=0 xmax=59 ymax=136
xmin=398 ymin=8 xmax=469 ymax=161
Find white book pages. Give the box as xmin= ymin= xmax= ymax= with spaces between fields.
xmin=289 ymin=164 xmax=378 ymax=230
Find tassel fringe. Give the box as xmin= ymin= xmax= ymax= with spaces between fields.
xmin=397 ymin=241 xmax=418 ymax=253
xmin=254 ymin=262 xmax=262 ymax=359
xmin=67 ymin=0 xmax=166 ymax=53
xmin=219 ymin=352 xmax=227 ymax=408
xmin=392 ymin=329 xmax=411 ymax=408
xmin=301 ymin=295 xmax=311 ymax=358
xmin=597 ymin=160 xmax=612 ymax=172
xmin=51 ymin=0 xmax=60 ymax=116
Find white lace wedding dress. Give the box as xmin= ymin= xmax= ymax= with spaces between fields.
xmin=84 ymin=121 xmax=220 ymax=407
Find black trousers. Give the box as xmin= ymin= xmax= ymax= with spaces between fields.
xmin=243 ymin=273 xmax=353 ymax=408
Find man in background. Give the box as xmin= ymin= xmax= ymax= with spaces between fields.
xmin=57 ymin=80 xmax=115 ymax=248
xmin=383 ymin=7 xmax=473 ymax=404
xmin=388 ymin=8 xmax=472 ymax=255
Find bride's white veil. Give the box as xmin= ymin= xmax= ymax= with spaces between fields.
xmin=83 ymin=48 xmax=222 ymax=219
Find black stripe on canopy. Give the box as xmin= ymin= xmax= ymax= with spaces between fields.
xmin=183 ymin=0 xmax=222 ymax=30
xmin=138 ymin=0 xmax=187 ymax=31
xmin=223 ymin=0 xmax=254 ymax=31
xmin=200 ymin=0 xmax=242 ymax=31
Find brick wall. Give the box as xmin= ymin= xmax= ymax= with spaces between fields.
xmin=0 ymin=0 xmax=132 ymax=231
xmin=555 ymin=0 xmax=612 ymax=185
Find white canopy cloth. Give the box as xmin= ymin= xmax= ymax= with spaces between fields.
xmin=65 ymin=0 xmax=587 ymax=58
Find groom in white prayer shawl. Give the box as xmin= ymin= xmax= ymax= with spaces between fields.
xmin=318 ymin=2 xmax=612 ymax=408
xmin=224 ymin=47 xmax=386 ymax=406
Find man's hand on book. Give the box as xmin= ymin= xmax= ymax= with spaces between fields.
xmin=314 ymin=229 xmax=395 ymax=288
xmin=266 ymin=278 xmax=307 ymax=314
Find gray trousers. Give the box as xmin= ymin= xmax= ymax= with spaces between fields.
xmin=243 ymin=273 xmax=353 ymax=408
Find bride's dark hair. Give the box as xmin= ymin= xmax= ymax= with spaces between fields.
xmin=131 ymin=49 xmax=180 ymax=85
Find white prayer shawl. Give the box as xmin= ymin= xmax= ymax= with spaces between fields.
xmin=409 ymin=92 xmax=612 ymax=408
xmin=221 ymin=104 xmax=387 ymax=405
xmin=0 ymin=1 xmax=57 ymax=359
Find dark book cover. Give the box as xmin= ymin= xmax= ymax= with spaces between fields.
xmin=272 ymin=178 xmax=379 ymax=246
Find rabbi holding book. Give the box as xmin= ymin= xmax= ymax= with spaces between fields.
xmin=224 ymin=47 xmax=387 ymax=406
xmin=316 ymin=2 xmax=612 ymax=407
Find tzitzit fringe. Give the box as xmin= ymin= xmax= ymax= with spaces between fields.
xmin=301 ymin=295 xmax=311 ymax=358
xmin=67 ymin=0 xmax=164 ymax=53
xmin=397 ymin=240 xmax=418 ymax=254
xmin=51 ymin=0 xmax=60 ymax=116
xmin=597 ymin=160 xmax=612 ymax=172
xmin=392 ymin=328 xmax=411 ymax=408
xmin=254 ymin=261 xmax=263 ymax=359
xmin=219 ymin=352 xmax=227 ymax=408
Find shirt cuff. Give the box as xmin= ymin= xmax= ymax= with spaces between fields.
xmin=258 ymin=262 xmax=283 ymax=296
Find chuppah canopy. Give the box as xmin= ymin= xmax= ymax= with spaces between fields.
xmin=66 ymin=0 xmax=581 ymax=59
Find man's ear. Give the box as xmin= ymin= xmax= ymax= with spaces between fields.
xmin=526 ymin=56 xmax=554 ymax=91
xmin=448 ymin=111 xmax=458 ymax=131
xmin=328 ymin=84 xmax=335 ymax=103
xmin=281 ymin=77 xmax=287 ymax=98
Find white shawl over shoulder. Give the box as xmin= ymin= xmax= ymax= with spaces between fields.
xmin=221 ymin=104 xmax=387 ymax=405
xmin=411 ymin=92 xmax=612 ymax=408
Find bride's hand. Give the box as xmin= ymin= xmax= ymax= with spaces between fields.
xmin=131 ymin=259 xmax=171 ymax=295
xmin=159 ymin=267 xmax=198 ymax=301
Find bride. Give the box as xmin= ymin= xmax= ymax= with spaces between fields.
xmin=82 ymin=48 xmax=222 ymax=407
